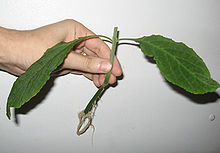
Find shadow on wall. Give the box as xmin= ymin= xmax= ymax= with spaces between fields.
xmin=14 ymin=77 xmax=56 ymax=125
xmin=165 ymin=80 xmax=220 ymax=104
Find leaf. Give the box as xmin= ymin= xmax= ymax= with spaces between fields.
xmin=6 ymin=36 xmax=90 ymax=119
xmin=135 ymin=35 xmax=220 ymax=94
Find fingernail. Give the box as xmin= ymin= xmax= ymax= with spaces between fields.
xmin=100 ymin=61 xmax=112 ymax=72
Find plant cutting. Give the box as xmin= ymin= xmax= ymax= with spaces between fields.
xmin=6 ymin=27 xmax=220 ymax=135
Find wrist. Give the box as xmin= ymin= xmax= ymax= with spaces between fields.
xmin=0 ymin=27 xmax=32 ymax=72
xmin=0 ymin=27 xmax=9 ymax=65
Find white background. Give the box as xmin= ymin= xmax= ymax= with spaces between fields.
xmin=0 ymin=0 xmax=220 ymax=153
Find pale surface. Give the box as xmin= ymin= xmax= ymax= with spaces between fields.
xmin=0 ymin=0 xmax=220 ymax=153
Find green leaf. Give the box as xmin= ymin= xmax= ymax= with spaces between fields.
xmin=6 ymin=36 xmax=91 ymax=119
xmin=135 ymin=35 xmax=220 ymax=94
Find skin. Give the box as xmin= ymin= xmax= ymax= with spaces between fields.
xmin=0 ymin=19 xmax=122 ymax=87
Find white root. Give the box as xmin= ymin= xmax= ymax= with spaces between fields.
xmin=76 ymin=110 xmax=92 ymax=135
xmin=76 ymin=103 xmax=98 ymax=136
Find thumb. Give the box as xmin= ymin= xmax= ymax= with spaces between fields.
xmin=64 ymin=52 xmax=112 ymax=73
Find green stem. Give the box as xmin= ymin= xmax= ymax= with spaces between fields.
xmin=84 ymin=27 xmax=118 ymax=114
xmin=79 ymin=35 xmax=112 ymax=42
xmin=96 ymin=35 xmax=113 ymax=42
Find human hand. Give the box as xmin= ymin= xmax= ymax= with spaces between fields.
xmin=0 ymin=19 xmax=122 ymax=87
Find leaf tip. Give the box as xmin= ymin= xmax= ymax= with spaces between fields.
xmin=6 ymin=104 xmax=11 ymax=120
xmin=6 ymin=111 xmax=11 ymax=120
